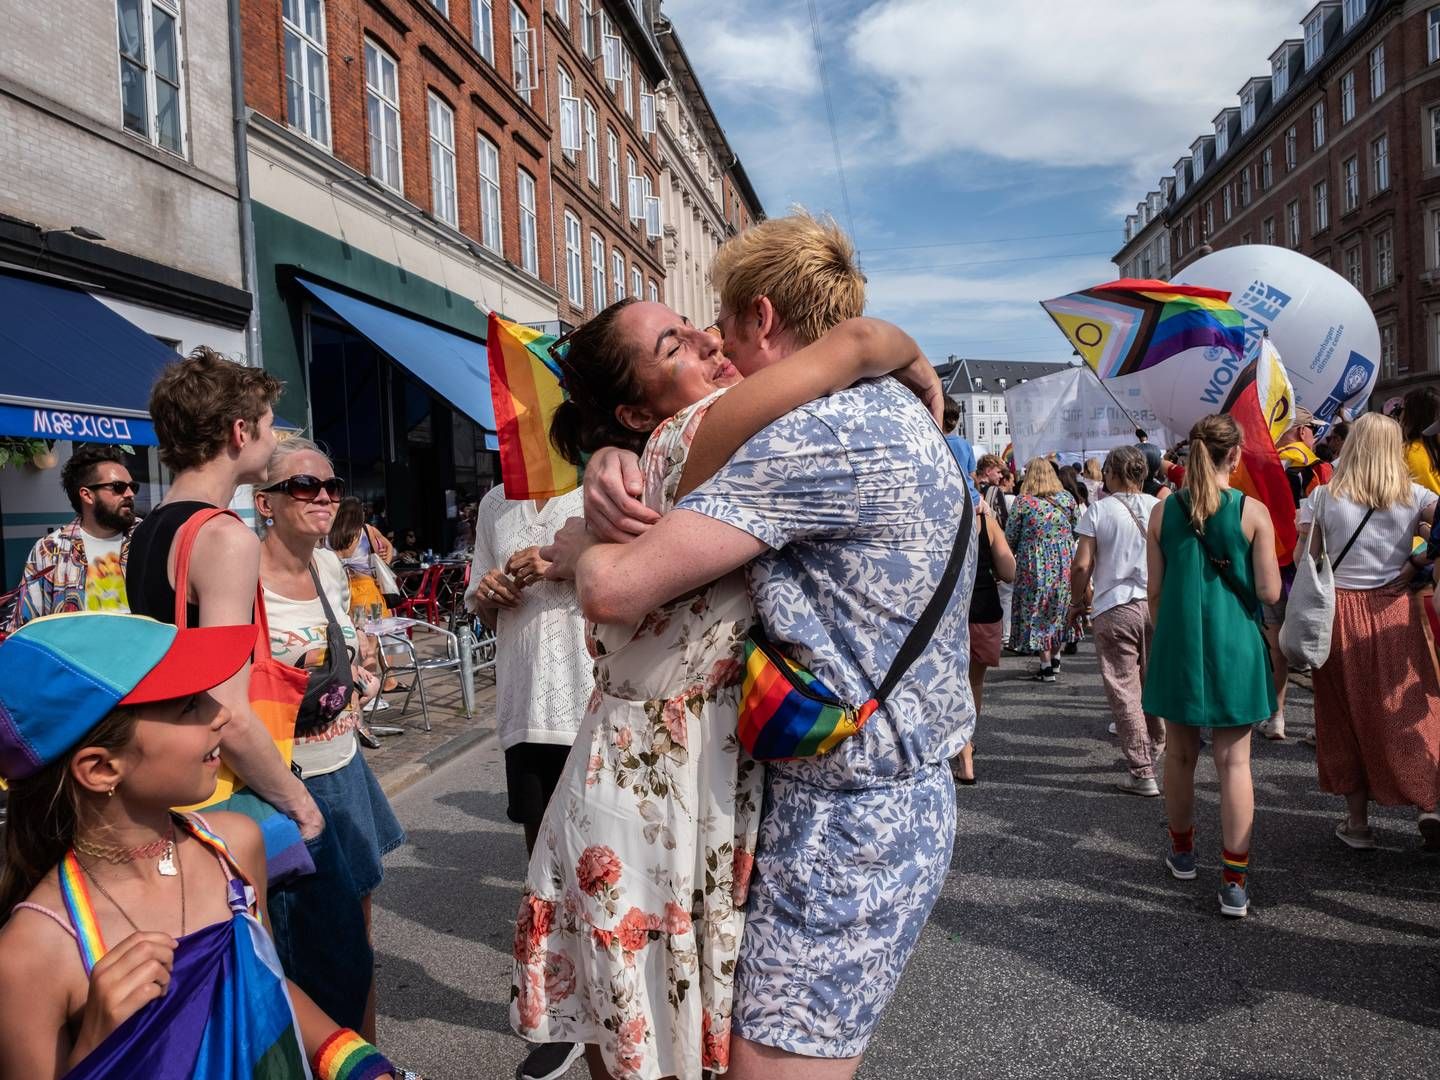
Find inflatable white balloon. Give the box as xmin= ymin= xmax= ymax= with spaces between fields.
xmin=1171 ymin=245 xmax=1380 ymax=427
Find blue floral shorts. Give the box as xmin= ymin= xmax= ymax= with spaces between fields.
xmin=733 ymin=762 xmax=956 ymax=1057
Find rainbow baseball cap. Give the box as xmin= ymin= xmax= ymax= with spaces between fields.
xmin=0 ymin=612 xmax=256 ymax=782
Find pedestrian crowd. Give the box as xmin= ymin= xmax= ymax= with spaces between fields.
xmin=0 ymin=210 xmax=1436 ymax=1080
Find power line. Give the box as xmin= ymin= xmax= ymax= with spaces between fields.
xmin=863 ymin=228 xmax=1117 ymax=254
xmin=806 ymin=0 xmax=858 ymax=257
xmin=864 ymin=249 xmax=1114 ymax=274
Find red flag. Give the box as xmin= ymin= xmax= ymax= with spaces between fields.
xmin=1224 ymin=361 xmax=1297 ymax=566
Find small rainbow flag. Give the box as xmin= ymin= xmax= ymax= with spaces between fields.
xmin=487 ymin=312 xmax=580 ymax=500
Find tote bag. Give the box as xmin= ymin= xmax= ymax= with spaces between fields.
xmin=367 ymin=525 xmax=401 ymax=595
xmin=172 ymin=508 xmax=313 ymax=884
xmin=1279 ymin=490 xmax=1335 ymax=669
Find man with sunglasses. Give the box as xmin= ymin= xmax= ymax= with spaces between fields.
xmin=7 ymin=443 xmax=141 ymax=628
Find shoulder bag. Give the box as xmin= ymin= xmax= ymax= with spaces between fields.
xmin=738 ymin=486 xmax=974 ymax=761
xmin=1279 ymin=488 xmax=1375 ymax=669
xmin=367 ymin=525 xmax=401 ymax=597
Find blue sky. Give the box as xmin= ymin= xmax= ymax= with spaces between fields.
xmin=665 ymin=0 xmax=1315 ymax=368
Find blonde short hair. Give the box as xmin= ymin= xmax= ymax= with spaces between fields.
xmin=710 ymin=210 xmax=865 ymax=346
xmin=1020 ymin=458 xmax=1062 ymax=498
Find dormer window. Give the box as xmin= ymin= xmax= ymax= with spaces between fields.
xmin=1216 ymin=118 xmax=1229 ymax=156
xmin=1342 ymin=0 xmax=1366 ymax=31
xmin=1272 ymin=54 xmax=1290 ymax=98
xmin=1304 ymin=11 xmax=1324 ymax=68
xmin=1241 ymin=85 xmax=1257 ymax=131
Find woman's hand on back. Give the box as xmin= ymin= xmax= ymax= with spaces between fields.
xmin=584 ymin=447 xmax=658 ymax=542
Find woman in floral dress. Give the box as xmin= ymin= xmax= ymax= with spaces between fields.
xmin=1006 ymin=457 xmax=1077 ymax=682
xmin=510 ymin=299 xmax=940 ymax=1080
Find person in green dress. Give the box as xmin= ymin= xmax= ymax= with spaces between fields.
xmin=1142 ymin=414 xmax=1281 ymax=919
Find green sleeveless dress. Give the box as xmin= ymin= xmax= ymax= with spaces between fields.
xmin=1141 ymin=488 xmax=1276 ymax=728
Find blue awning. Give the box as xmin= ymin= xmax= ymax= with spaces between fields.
xmin=0 ymin=272 xmax=178 ymax=446
xmin=296 ymin=277 xmax=495 ymax=433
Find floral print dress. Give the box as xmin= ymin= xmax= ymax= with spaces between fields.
xmin=511 ymin=390 xmax=762 ymax=1080
xmin=1005 ymin=491 xmax=1077 ymax=653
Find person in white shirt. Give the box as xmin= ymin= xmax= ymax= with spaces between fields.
xmin=1070 ymin=445 xmax=1164 ymax=796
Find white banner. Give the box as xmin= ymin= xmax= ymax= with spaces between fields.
xmin=1005 ymin=367 xmax=1171 ymax=467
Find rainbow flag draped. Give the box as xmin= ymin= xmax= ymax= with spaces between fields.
xmin=1224 ymin=360 xmax=1300 ymax=567
xmin=1041 ymin=279 xmax=1246 ymax=380
xmin=487 ymin=312 xmax=579 ymax=499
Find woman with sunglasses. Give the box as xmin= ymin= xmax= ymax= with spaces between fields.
xmin=254 ymin=437 xmax=405 ymax=1042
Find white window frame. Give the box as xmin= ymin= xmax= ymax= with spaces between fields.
xmin=1240 ymin=86 xmax=1256 ymax=131
xmin=626 ymin=151 xmax=640 ymax=220
xmin=1343 ymin=155 xmax=1359 ymax=212
xmin=1432 ymin=207 xmax=1440 ymax=269
xmin=429 ymin=0 xmax=448 ymax=13
xmin=1370 ymin=43 xmax=1385 ymax=99
xmin=1222 ymin=185 xmax=1233 ymax=221
xmin=518 ymin=168 xmax=539 ymax=276
xmin=116 ymin=0 xmax=188 ymax=155
xmin=1341 ymin=71 xmax=1355 ymax=124
xmin=1312 ymin=100 xmax=1326 ymax=150
xmin=364 ymin=39 xmax=403 ymax=192
xmin=1342 ymin=0 xmax=1366 ymax=31
xmin=647 ymin=280 xmax=658 ymax=303
xmin=607 ymin=128 xmax=620 ymax=206
xmin=511 ymin=3 xmax=536 ymax=103
xmin=472 ymin=0 xmax=494 ymax=64
xmin=477 ymin=134 xmax=502 ymax=254
xmin=555 ymin=0 xmax=568 ymax=25
xmin=1204 ymin=201 xmax=1213 ymax=239
xmin=612 ymin=248 xmax=625 ymax=302
xmin=1431 ymin=8 xmax=1440 ymax=65
xmin=283 ymin=0 xmax=331 ymax=147
xmin=1314 ymin=179 xmax=1330 ymax=232
xmin=640 ymin=87 xmax=656 ymax=137
xmin=1375 ymin=229 xmax=1394 ymax=288
xmin=564 ymin=211 xmax=584 ymax=307
xmin=601 ymin=13 xmax=621 ymax=83
xmin=1380 ymin=321 xmax=1397 ymax=378
xmin=630 ymin=264 xmax=642 ymax=301
xmin=1285 ymin=126 xmax=1296 ymax=171
xmin=643 ymin=176 xmax=661 ymax=239
xmin=427 ymin=92 xmax=458 ymax=227
xmin=1272 ymin=55 xmax=1289 ymax=100
xmin=1191 ymin=147 xmax=1204 ymax=181
xmin=558 ymin=66 xmax=580 ymax=156
xmin=1261 ymin=147 xmax=1272 ymax=189
xmin=1215 ymin=120 xmax=1229 ymax=157
xmin=622 ymin=47 xmax=634 ymax=116
xmin=1241 ymin=167 xmax=1251 ymax=206
xmin=1304 ymin=13 xmax=1324 ymax=68
xmin=1431 ymin=105 xmax=1440 ymax=168
xmin=1286 ymin=199 xmax=1300 ymax=247
xmin=1373 ymin=132 xmax=1390 ymax=193
xmin=1262 ymin=216 xmax=1276 ymax=246
xmin=584 ymin=100 xmax=599 ymax=185
xmin=590 ymin=232 xmax=606 ymax=313
xmin=580 ymin=0 xmax=596 ymax=57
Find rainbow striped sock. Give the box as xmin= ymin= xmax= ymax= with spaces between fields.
xmin=313 ymin=1029 xmax=393 ymax=1080
xmin=1221 ymin=848 xmax=1249 ymax=888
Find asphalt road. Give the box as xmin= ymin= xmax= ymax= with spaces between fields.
xmin=373 ymin=643 xmax=1440 ymax=1080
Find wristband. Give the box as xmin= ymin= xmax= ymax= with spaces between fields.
xmin=314 ymin=1028 xmax=394 ymax=1080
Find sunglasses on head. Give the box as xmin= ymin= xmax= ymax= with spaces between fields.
xmin=261 ymin=474 xmax=344 ymax=501
xmin=85 ymin=481 xmax=140 ymax=496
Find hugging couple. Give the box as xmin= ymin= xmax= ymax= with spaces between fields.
xmin=509 ymin=212 xmax=976 ymax=1080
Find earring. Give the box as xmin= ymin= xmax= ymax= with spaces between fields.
xmin=265 ymin=517 xmax=274 ymax=527
xmin=107 ymin=786 xmax=115 ymax=798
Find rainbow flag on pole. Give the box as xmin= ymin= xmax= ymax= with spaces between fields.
xmin=487 ymin=312 xmax=579 ymax=499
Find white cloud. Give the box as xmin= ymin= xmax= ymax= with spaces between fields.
xmin=851 ymin=0 xmax=1312 ymax=179
xmin=663 ymin=0 xmax=820 ymax=97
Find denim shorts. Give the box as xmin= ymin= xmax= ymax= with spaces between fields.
xmin=302 ymin=751 xmax=406 ymax=896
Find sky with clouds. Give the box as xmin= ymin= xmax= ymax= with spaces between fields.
xmin=664 ymin=0 xmax=1315 ymax=368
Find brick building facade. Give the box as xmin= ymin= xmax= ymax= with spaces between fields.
xmin=1119 ymin=0 xmax=1440 ymax=405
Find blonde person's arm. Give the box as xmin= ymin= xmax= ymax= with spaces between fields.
xmin=675 ymin=318 xmax=937 ymax=499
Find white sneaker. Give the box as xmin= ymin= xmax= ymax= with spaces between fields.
xmin=1115 ymin=774 xmax=1160 ymax=797
xmin=1107 ymin=722 xmax=1118 ymax=735
xmin=1258 ymin=714 xmax=1286 ymax=741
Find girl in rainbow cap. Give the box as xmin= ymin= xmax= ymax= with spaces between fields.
xmin=0 ymin=611 xmax=397 ymax=1080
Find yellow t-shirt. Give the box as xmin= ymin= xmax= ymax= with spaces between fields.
xmin=1405 ymin=440 xmax=1440 ymax=495
xmin=80 ymin=530 xmax=128 ymax=611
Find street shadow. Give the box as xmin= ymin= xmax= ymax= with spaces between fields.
xmin=375 ymin=950 xmax=512 ymax=1032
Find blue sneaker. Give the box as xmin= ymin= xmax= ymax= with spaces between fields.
xmin=1218 ymin=881 xmax=1249 ymax=917
xmin=1165 ymin=850 xmax=1197 ymax=880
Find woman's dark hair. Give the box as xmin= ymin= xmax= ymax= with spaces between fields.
xmin=1057 ymin=464 xmax=1087 ymax=507
xmin=1401 ymin=387 xmax=1440 ymax=476
xmin=549 ymin=298 xmax=650 ymax=465
xmin=941 ymin=397 xmax=960 ymax=434
xmin=330 ymin=496 xmax=366 ymax=551
xmin=0 ymin=709 xmax=138 ymax=921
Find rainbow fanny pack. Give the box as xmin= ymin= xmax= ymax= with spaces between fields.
xmin=736 ymin=485 xmax=974 ymax=761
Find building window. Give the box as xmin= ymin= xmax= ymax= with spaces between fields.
xmin=1342 ymin=156 xmax=1359 ymax=212
xmin=647 ymin=279 xmax=658 ymax=303
xmin=477 ymin=135 xmax=502 ymax=253
xmin=283 ymin=0 xmax=330 ymax=146
xmin=517 ymin=168 xmax=538 ymax=275
xmin=1286 ymin=200 xmax=1301 ymax=247
xmin=364 ymin=41 xmax=402 ymax=192
xmin=1222 ymin=185 xmax=1233 ymax=221
xmin=1304 ymin=11 xmax=1324 ymax=68
xmin=1192 ymin=146 xmax=1204 ymax=181
xmin=612 ymin=248 xmax=625 ymax=302
xmin=558 ymin=65 xmax=579 ymax=158
xmin=625 ymin=150 xmax=638 ymax=220
xmin=1431 ymin=207 xmax=1440 ymax=268
xmin=1262 ymin=216 xmax=1276 ymax=246
xmin=1431 ymin=106 xmax=1440 ymax=168
xmin=1261 ymin=147 xmax=1273 ymax=190
xmin=580 ymin=0 xmax=595 ymax=57
xmin=564 ymin=211 xmax=583 ymax=307
xmin=1342 ymin=0 xmax=1366 ymax=31
xmin=607 ymin=128 xmax=620 ymax=206
xmin=1372 ymin=133 xmax=1390 ymax=193
xmin=428 ymin=0 xmax=447 ymax=13
xmin=1380 ymin=322 xmax=1397 ymax=377
xmin=1240 ymin=167 xmax=1251 ymax=207
xmin=589 ymin=232 xmax=605 ymax=313
xmin=555 ymin=0 xmax=568 ymax=25
xmin=1272 ymin=54 xmax=1289 ymax=100
xmin=472 ymin=0 xmax=493 ymax=63
xmin=1204 ymin=202 xmax=1214 ymax=239
xmin=1374 ymin=230 xmax=1394 ymax=288
xmin=1341 ymin=71 xmax=1355 ymax=123
xmin=584 ymin=100 xmax=598 ymax=185
xmin=1370 ymin=43 xmax=1385 ymax=99
xmin=1312 ymin=100 xmax=1326 ymax=150
xmin=640 ymin=86 xmax=656 ymax=138
xmin=116 ymin=0 xmax=186 ymax=154
xmin=1344 ymin=244 xmax=1362 ymax=290
xmin=511 ymin=3 xmax=534 ymax=104
xmin=1216 ymin=120 xmax=1229 ymax=157
xmin=630 ymin=264 xmax=641 ymax=300
xmin=642 ymin=175 xmax=660 ymax=239
xmin=1284 ymin=126 xmax=1297 ymax=171
xmin=1314 ymin=179 xmax=1330 ymax=232
xmin=622 ymin=50 xmax=635 ymax=117
xmin=1241 ymin=85 xmax=1256 ymax=131
xmin=427 ymin=92 xmax=457 ymax=227
xmin=1431 ymin=8 xmax=1440 ymax=64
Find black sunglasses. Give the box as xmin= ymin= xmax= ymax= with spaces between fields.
xmin=261 ymin=474 xmax=345 ymax=501
xmin=85 ymin=481 xmax=140 ymax=496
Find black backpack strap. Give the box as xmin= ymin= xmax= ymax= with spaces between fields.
xmin=874 ymin=483 xmax=975 ymax=704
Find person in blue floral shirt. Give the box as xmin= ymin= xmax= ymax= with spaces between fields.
xmin=547 ymin=212 xmax=974 ymax=1078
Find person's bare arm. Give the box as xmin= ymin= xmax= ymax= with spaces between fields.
xmin=185 ymin=519 xmax=322 ymax=839
xmin=0 ymin=917 xmax=89 ymax=1079
xmin=1244 ymin=499 xmax=1282 ymax=605
xmin=676 ymin=318 xmax=938 ymax=500
xmin=1146 ymin=502 xmax=1166 ymax=625
xmin=1070 ymin=535 xmax=1096 ymax=624
xmin=981 ymin=501 xmax=1016 ymax=584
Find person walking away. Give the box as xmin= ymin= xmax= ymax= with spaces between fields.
xmin=255 ymin=439 xmax=406 ymax=1041
xmin=1070 ymin=447 xmax=1162 ymax=796
xmin=465 ymin=483 xmax=591 ymax=1080
xmin=1005 ymin=458 xmax=1076 ymax=681
xmin=952 ymin=496 xmax=1014 ymax=784
xmin=8 ymin=445 xmax=141 ymax=629
xmin=1081 ymin=458 xmax=1105 ymax=503
xmin=1143 ymin=415 xmax=1280 ymax=918
xmin=941 ymin=397 xmax=980 ymax=505
xmin=1295 ymin=413 xmax=1440 ymax=850
xmin=976 ymin=455 xmax=1012 ymax=642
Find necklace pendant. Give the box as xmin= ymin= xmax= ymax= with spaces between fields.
xmin=157 ymin=841 xmax=178 ymax=877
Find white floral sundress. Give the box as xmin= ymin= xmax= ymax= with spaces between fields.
xmin=511 ymin=391 xmax=762 ymax=1080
